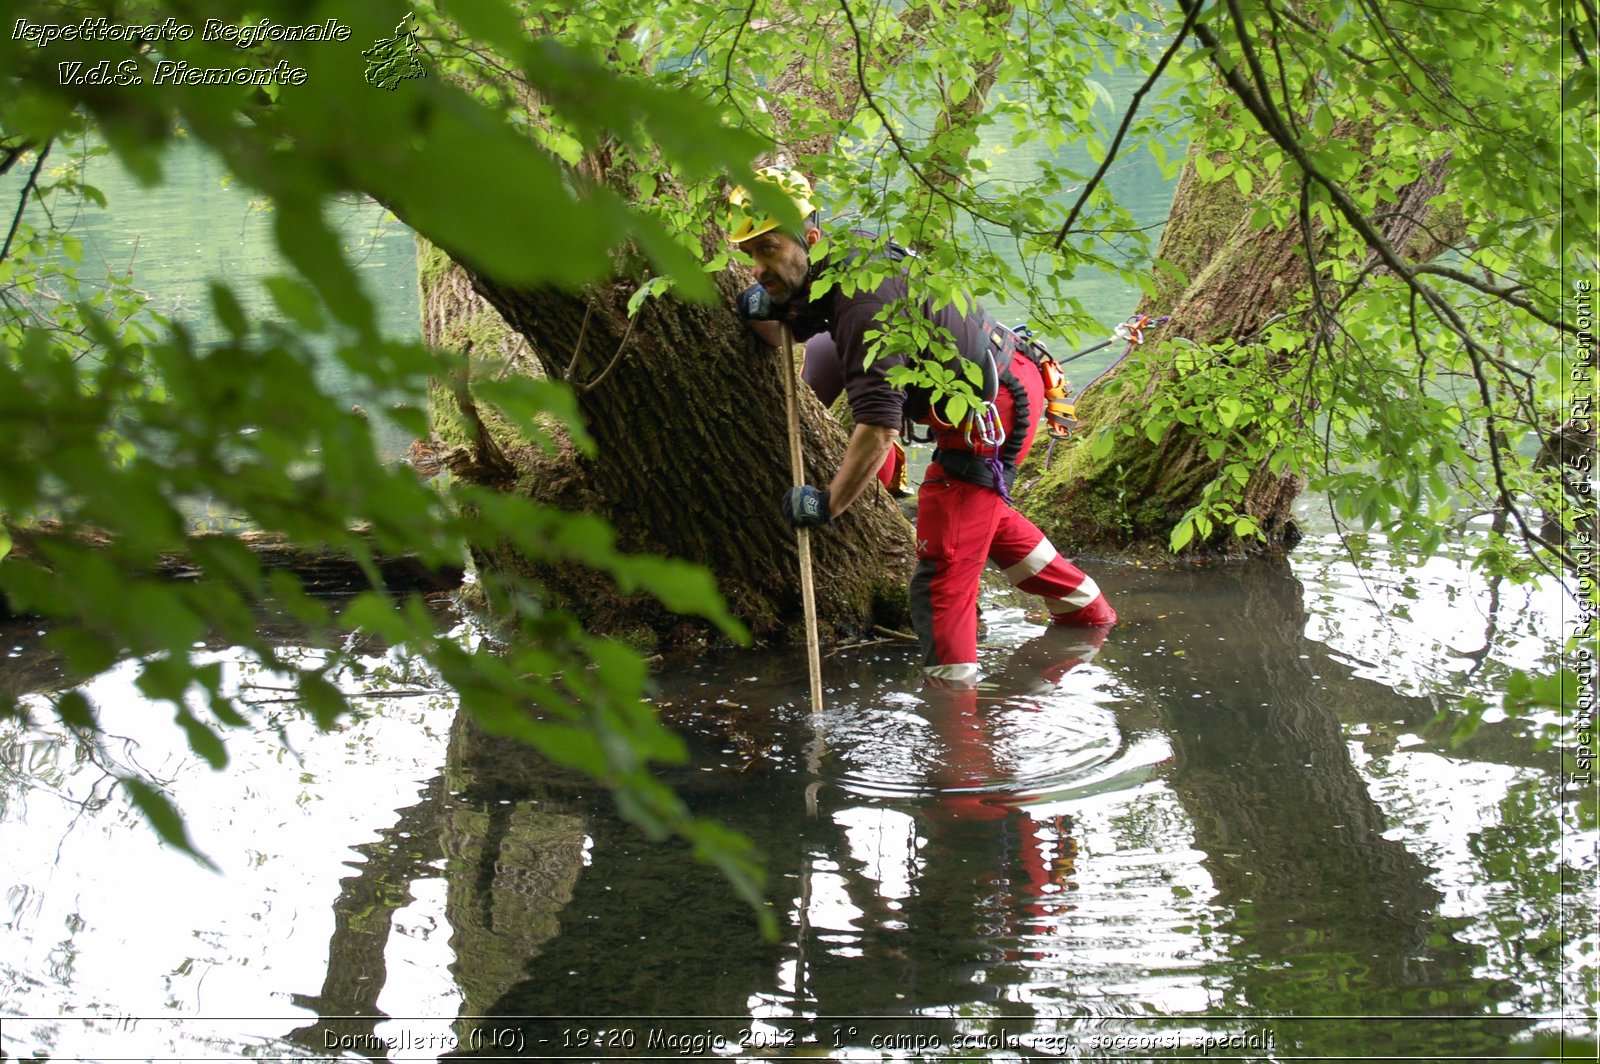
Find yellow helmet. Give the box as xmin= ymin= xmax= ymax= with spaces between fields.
xmin=726 ymin=166 xmax=816 ymax=244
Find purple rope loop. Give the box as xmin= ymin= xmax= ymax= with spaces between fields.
xmin=986 ymin=455 xmax=1011 ymax=503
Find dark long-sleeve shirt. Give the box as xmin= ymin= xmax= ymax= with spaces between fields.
xmin=786 ymin=237 xmax=993 ymax=431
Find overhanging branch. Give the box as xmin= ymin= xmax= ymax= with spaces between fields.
xmin=1052 ymin=2 xmax=1201 ymax=249
xmin=1179 ymin=0 xmax=1573 ymax=572
xmin=1 ymin=140 xmax=51 ymax=266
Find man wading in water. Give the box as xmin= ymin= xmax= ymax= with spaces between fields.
xmin=727 ymin=168 xmax=1116 ymax=688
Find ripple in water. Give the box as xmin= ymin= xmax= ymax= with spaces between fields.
xmin=816 ymin=630 xmax=1156 ymax=809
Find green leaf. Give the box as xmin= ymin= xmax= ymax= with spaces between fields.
xmin=610 ymin=555 xmax=748 ymax=641
xmin=55 ymin=690 xmax=97 ymax=730
xmin=340 ymin=592 xmax=411 ymax=644
xmin=175 ymin=708 xmax=229 ymax=769
xmin=137 ymin=656 xmax=194 ymax=704
xmin=1086 ymin=79 xmax=1115 ymax=113
xmin=1216 ymin=396 xmax=1243 ymax=428
xmin=298 ymin=672 xmax=350 ymax=731
xmin=684 ymin=817 xmax=776 ymax=940
xmin=273 ymin=203 xmax=378 ymax=337
xmin=210 ymin=283 xmax=248 ymax=338
xmin=943 ymin=392 xmax=971 ymax=427
xmin=263 ymin=276 xmax=326 ymax=332
xmin=122 ymin=778 xmax=219 ymax=871
xmin=626 ymin=276 xmax=675 ymax=318
xmin=46 ymin=628 xmax=120 ymax=678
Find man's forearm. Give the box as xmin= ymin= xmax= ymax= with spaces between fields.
xmin=826 ymin=423 xmax=896 ymax=517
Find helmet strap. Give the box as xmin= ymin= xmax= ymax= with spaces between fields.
xmin=792 ymin=210 xmax=821 ymax=253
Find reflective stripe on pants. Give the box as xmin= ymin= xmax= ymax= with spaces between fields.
xmin=910 ymin=473 xmax=1115 ymax=686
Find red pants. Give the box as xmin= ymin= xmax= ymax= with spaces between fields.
xmin=909 ymin=471 xmax=1115 ymax=686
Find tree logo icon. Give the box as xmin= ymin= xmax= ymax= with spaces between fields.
xmin=363 ymin=14 xmax=426 ymax=90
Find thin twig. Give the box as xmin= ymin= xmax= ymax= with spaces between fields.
xmin=1260 ymin=0 xmax=1306 ymax=141
xmin=723 ymin=0 xmax=761 ymax=98
xmin=1053 ymin=4 xmax=1200 ymax=249
xmin=563 ymin=299 xmax=595 ymax=381
xmin=1410 ymin=263 xmax=1562 ymax=331
xmin=825 ymin=637 xmax=897 ymax=659
xmin=837 ymin=0 xmax=1023 ymax=234
xmin=243 ymin=688 xmax=447 ymax=705
xmin=1 ymin=140 xmax=52 ymax=265
xmin=1297 ymin=172 xmax=1337 ymax=362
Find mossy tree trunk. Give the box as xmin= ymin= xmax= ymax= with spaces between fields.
xmin=1018 ymin=136 xmax=1451 ymax=558
xmin=415 ymin=8 xmax=1019 ymax=647
xmin=421 ymin=241 xmax=914 ymax=647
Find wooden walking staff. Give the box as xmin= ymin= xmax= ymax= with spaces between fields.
xmin=780 ymin=324 xmax=825 ymax=715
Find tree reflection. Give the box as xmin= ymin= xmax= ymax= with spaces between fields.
xmin=253 ymin=561 xmax=1553 ymax=1058
xmin=1099 ymin=560 xmax=1522 ymax=1053
xmin=283 ymin=776 xmax=447 ymax=1058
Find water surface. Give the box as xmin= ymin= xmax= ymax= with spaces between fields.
xmin=1 ymin=518 xmax=1590 ymax=1061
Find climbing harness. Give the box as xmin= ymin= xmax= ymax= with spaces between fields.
xmin=914 ymin=316 xmax=1036 ymax=501
xmin=1010 ymin=324 xmax=1078 ymax=440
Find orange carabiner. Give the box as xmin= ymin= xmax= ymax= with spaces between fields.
xmin=1124 ymin=314 xmax=1149 ymax=346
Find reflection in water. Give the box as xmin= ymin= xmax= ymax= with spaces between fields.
xmin=285 ymin=777 xmax=448 ymax=1057
xmin=1098 ymin=561 xmax=1515 ymax=1054
xmin=1 ymin=554 xmax=1587 ymax=1061
xmin=426 ymin=559 xmax=1551 ymax=1059
xmin=438 ymin=715 xmax=591 ymax=1020
xmin=0 ymin=632 xmax=466 ymax=1061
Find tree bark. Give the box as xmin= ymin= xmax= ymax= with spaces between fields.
xmin=1017 ymin=136 xmax=1452 ymax=558
xmin=0 ymin=522 xmax=463 ymax=622
xmin=420 ymin=245 xmax=914 ymax=646
xmin=413 ymin=3 xmax=1050 ymax=646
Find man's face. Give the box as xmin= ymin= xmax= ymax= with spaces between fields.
xmin=737 ymin=228 xmax=816 ymax=307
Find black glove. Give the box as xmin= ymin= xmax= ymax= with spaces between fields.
xmin=736 ymin=283 xmax=780 ymax=321
xmin=781 ymin=485 xmax=832 ymax=527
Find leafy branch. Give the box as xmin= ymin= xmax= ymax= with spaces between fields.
xmin=1178 ymin=0 xmax=1579 ymax=571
